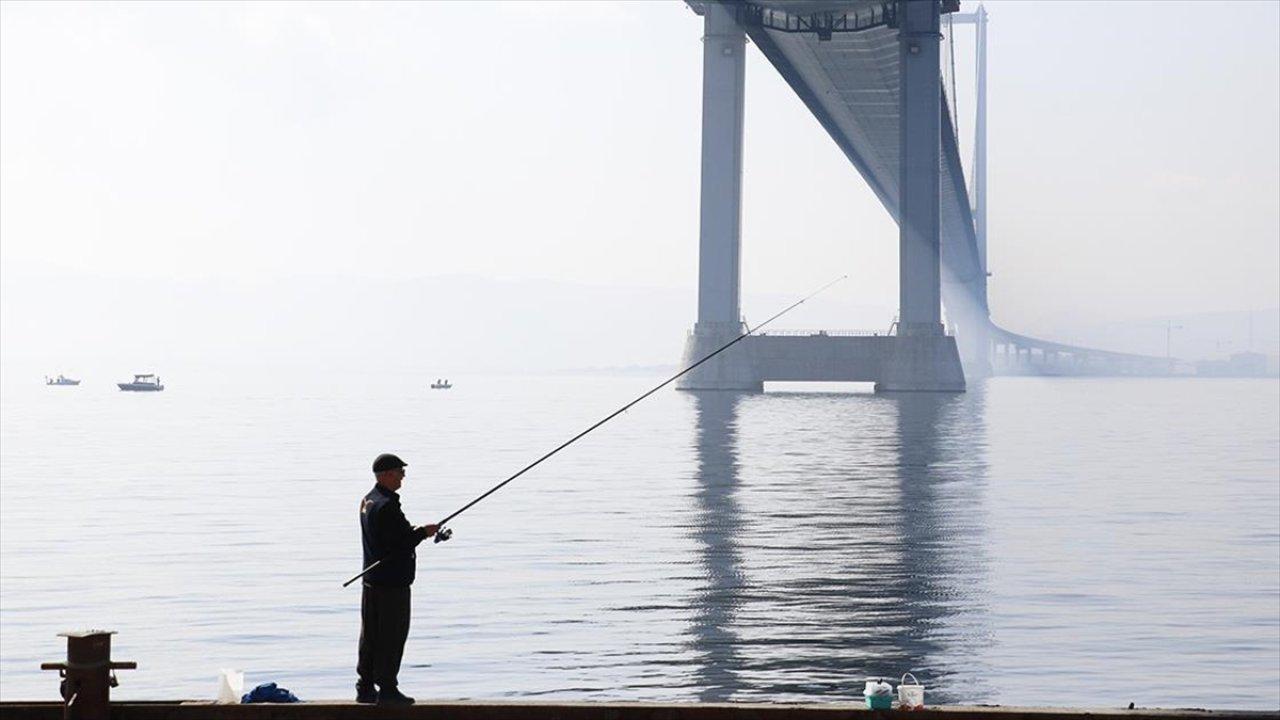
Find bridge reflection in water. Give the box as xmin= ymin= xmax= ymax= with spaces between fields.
xmin=684 ymin=388 xmax=995 ymax=702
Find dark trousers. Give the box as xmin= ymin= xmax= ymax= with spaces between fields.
xmin=357 ymin=584 xmax=411 ymax=689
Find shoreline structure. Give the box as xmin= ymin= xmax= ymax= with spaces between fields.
xmin=1 ymin=702 xmax=1277 ymax=719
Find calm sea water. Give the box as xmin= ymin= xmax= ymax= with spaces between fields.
xmin=1 ymin=373 xmax=1277 ymax=708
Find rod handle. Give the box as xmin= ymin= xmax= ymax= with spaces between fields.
xmin=342 ymin=560 xmax=381 ymax=587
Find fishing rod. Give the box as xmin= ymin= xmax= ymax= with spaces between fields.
xmin=342 ymin=274 xmax=847 ymax=588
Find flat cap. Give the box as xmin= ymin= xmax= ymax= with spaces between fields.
xmin=372 ymin=453 xmax=408 ymax=474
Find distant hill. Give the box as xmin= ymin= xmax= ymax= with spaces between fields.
xmin=0 ymin=273 xmax=891 ymax=379
xmin=4 ymin=271 xmax=1271 ymax=380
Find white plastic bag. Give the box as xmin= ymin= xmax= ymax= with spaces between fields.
xmin=216 ymin=669 xmax=244 ymax=704
xmin=864 ymin=678 xmax=894 ymax=709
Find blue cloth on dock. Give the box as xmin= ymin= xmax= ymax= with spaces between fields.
xmin=241 ymin=682 xmax=300 ymax=703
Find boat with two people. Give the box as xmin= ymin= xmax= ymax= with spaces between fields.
xmin=45 ymin=375 xmax=80 ymax=386
xmin=431 ymin=378 xmax=452 ymax=390
xmin=118 ymin=374 xmax=164 ymax=392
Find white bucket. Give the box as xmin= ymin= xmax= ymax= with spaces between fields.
xmin=216 ymin=669 xmax=244 ymax=704
xmin=898 ymin=672 xmax=925 ymax=709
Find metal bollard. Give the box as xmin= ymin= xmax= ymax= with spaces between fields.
xmin=40 ymin=630 xmax=136 ymax=720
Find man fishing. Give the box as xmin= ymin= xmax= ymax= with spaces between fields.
xmin=356 ymin=453 xmax=438 ymax=706
xmin=342 ymin=279 xmax=846 ymax=702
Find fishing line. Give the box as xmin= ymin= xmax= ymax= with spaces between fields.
xmin=343 ymin=274 xmax=847 ymax=588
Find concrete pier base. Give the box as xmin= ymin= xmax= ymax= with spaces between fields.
xmin=875 ymin=334 xmax=967 ymax=393
xmin=675 ymin=322 xmax=761 ymax=392
xmin=675 ymin=330 xmax=966 ymax=393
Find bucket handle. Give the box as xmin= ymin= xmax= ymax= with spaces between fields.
xmin=900 ymin=672 xmax=921 ymax=687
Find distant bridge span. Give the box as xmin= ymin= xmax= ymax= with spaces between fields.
xmin=991 ymin=327 xmax=1172 ymax=376
xmin=677 ymin=0 xmax=1161 ymax=391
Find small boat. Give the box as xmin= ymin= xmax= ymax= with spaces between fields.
xmin=46 ymin=375 xmax=80 ymax=386
xmin=118 ymin=374 xmax=164 ymax=392
xmin=430 ymin=378 xmax=452 ymax=390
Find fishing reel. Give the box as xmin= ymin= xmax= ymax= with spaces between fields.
xmin=433 ymin=526 xmax=453 ymax=544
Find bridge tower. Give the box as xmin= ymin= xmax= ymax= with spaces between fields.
xmin=678 ymin=0 xmax=964 ymax=392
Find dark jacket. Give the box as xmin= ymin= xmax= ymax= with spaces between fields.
xmin=359 ymin=484 xmax=428 ymax=587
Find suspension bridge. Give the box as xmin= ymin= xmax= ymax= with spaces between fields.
xmin=676 ymin=0 xmax=1169 ymax=392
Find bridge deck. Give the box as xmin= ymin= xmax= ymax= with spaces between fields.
xmin=731 ymin=1 xmax=988 ymax=313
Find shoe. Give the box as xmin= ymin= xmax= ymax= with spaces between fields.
xmin=356 ymin=683 xmax=377 ymax=704
xmin=377 ymin=687 xmax=415 ymax=706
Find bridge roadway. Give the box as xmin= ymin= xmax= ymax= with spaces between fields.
xmin=678 ymin=1 xmax=1163 ymax=390
xmin=990 ymin=326 xmax=1172 ymax=376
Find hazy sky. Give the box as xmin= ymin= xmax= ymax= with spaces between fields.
xmin=2 ymin=0 xmax=1278 ymax=370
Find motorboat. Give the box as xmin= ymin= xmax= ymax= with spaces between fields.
xmin=430 ymin=378 xmax=452 ymax=390
xmin=118 ymin=374 xmax=164 ymax=392
xmin=46 ymin=375 xmax=80 ymax=386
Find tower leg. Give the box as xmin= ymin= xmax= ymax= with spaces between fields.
xmin=879 ymin=0 xmax=964 ymax=392
xmin=679 ymin=2 xmax=758 ymax=391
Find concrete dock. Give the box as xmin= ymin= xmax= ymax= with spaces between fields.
xmin=1 ymin=702 xmax=1276 ymax=720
